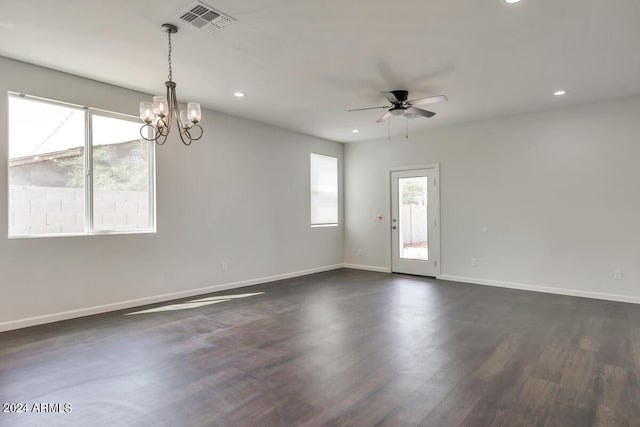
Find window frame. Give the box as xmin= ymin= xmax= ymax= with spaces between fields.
xmin=7 ymin=92 xmax=157 ymax=239
xmin=309 ymin=152 xmax=339 ymax=228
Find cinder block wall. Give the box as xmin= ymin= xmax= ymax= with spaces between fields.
xmin=9 ymin=185 xmax=149 ymax=235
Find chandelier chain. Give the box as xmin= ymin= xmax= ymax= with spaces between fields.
xmin=167 ymin=31 xmax=173 ymax=82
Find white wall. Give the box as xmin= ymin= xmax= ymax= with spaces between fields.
xmin=0 ymin=57 xmax=344 ymax=329
xmin=345 ymin=96 xmax=640 ymax=300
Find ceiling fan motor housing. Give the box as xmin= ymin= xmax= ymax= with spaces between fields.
xmin=390 ymin=90 xmax=409 ymax=104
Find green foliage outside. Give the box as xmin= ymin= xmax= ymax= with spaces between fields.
xmin=56 ymin=142 xmax=149 ymax=192
xmin=402 ymin=177 xmax=426 ymax=205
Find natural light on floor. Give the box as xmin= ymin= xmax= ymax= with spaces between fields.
xmin=125 ymin=292 xmax=264 ymax=315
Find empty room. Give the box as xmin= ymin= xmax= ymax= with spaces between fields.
xmin=1 ymin=0 xmax=639 ymax=426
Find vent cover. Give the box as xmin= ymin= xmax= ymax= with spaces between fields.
xmin=178 ymin=2 xmax=235 ymax=33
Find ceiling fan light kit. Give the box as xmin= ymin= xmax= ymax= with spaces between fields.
xmin=139 ymin=23 xmax=203 ymax=146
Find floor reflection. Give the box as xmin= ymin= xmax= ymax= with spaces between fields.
xmin=126 ymin=292 xmax=264 ymax=315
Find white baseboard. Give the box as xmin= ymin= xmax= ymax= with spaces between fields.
xmin=0 ymin=264 xmax=344 ymax=332
xmin=343 ymin=263 xmax=391 ymax=273
xmin=439 ymin=274 xmax=640 ymax=305
xmin=10 ymin=267 xmax=635 ymax=333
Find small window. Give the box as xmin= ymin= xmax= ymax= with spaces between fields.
xmin=8 ymin=94 xmax=155 ymax=237
xmin=310 ymin=153 xmax=338 ymax=226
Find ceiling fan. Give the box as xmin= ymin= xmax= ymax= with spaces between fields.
xmin=349 ymin=90 xmax=447 ymax=122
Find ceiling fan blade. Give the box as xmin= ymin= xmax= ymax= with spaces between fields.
xmin=405 ymin=107 xmax=436 ymax=118
xmin=408 ymin=94 xmax=448 ymax=106
xmin=376 ymin=111 xmax=392 ymax=123
xmin=382 ymin=91 xmax=400 ymax=104
xmin=348 ymin=105 xmax=391 ymax=112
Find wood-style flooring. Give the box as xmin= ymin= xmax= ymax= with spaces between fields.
xmin=2 ymin=269 xmax=640 ymax=427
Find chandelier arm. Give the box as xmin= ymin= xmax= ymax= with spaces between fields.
xmin=176 ymin=110 xmax=187 ymax=131
xmin=155 ymin=131 xmax=169 ymax=145
xmin=140 ymin=123 xmax=171 ymax=145
xmin=172 ymin=85 xmax=192 ymax=134
xmin=155 ymin=117 xmax=170 ymax=145
xmin=167 ymin=82 xmax=181 ymax=135
xmin=177 ymin=126 xmax=193 ymax=146
xmin=186 ymin=123 xmax=203 ymax=141
xmin=140 ymin=124 xmax=157 ymax=142
xmin=139 ymin=124 xmax=171 ymax=146
xmin=156 ymin=117 xmax=170 ymax=136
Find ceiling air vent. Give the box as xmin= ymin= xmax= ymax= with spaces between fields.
xmin=178 ymin=2 xmax=235 ymax=33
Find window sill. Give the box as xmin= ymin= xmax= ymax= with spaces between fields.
xmin=311 ymin=224 xmax=339 ymax=228
xmin=8 ymin=230 xmax=156 ymax=240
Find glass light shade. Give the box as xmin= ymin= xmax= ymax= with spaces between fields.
xmin=179 ymin=110 xmax=191 ymax=129
xmin=139 ymin=102 xmax=155 ymax=123
xmin=187 ymin=102 xmax=201 ymax=123
xmin=153 ymin=96 xmax=168 ymax=117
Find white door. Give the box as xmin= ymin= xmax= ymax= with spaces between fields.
xmin=391 ymin=168 xmax=439 ymax=277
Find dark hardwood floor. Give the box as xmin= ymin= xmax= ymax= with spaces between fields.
xmin=2 ymin=269 xmax=640 ymax=427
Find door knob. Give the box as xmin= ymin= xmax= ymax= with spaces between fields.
xmin=392 ymin=226 xmax=397 ymax=230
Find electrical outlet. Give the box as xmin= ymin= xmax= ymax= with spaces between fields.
xmin=471 ymin=258 xmax=478 ymax=267
xmin=357 ymin=249 xmax=363 ymax=257
xmin=613 ymin=270 xmax=623 ymax=280
xmin=221 ymin=262 xmax=228 ymax=272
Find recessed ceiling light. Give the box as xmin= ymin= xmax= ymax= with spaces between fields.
xmin=352 ymin=129 xmax=360 ymax=133
xmin=234 ymin=92 xmax=245 ymax=98
xmin=554 ymin=90 xmax=567 ymax=96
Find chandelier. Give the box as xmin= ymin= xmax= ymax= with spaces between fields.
xmin=139 ymin=24 xmax=203 ymax=146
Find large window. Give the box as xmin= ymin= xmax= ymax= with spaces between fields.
xmin=8 ymin=94 xmax=155 ymax=237
xmin=310 ymin=153 xmax=338 ymax=226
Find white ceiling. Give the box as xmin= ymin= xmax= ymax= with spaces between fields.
xmin=1 ymin=0 xmax=639 ymax=142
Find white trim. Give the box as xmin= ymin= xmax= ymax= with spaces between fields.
xmin=387 ymin=164 xmax=441 ymax=173
xmin=343 ymin=264 xmax=391 ymax=273
xmin=439 ymin=274 xmax=640 ymax=305
xmin=9 ymin=267 xmax=640 ymax=332
xmin=0 ymin=264 xmax=344 ymax=332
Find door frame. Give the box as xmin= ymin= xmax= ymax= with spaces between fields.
xmin=386 ymin=163 xmax=441 ymax=278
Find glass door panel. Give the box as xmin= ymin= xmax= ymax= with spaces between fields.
xmin=398 ymin=176 xmax=428 ymax=261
